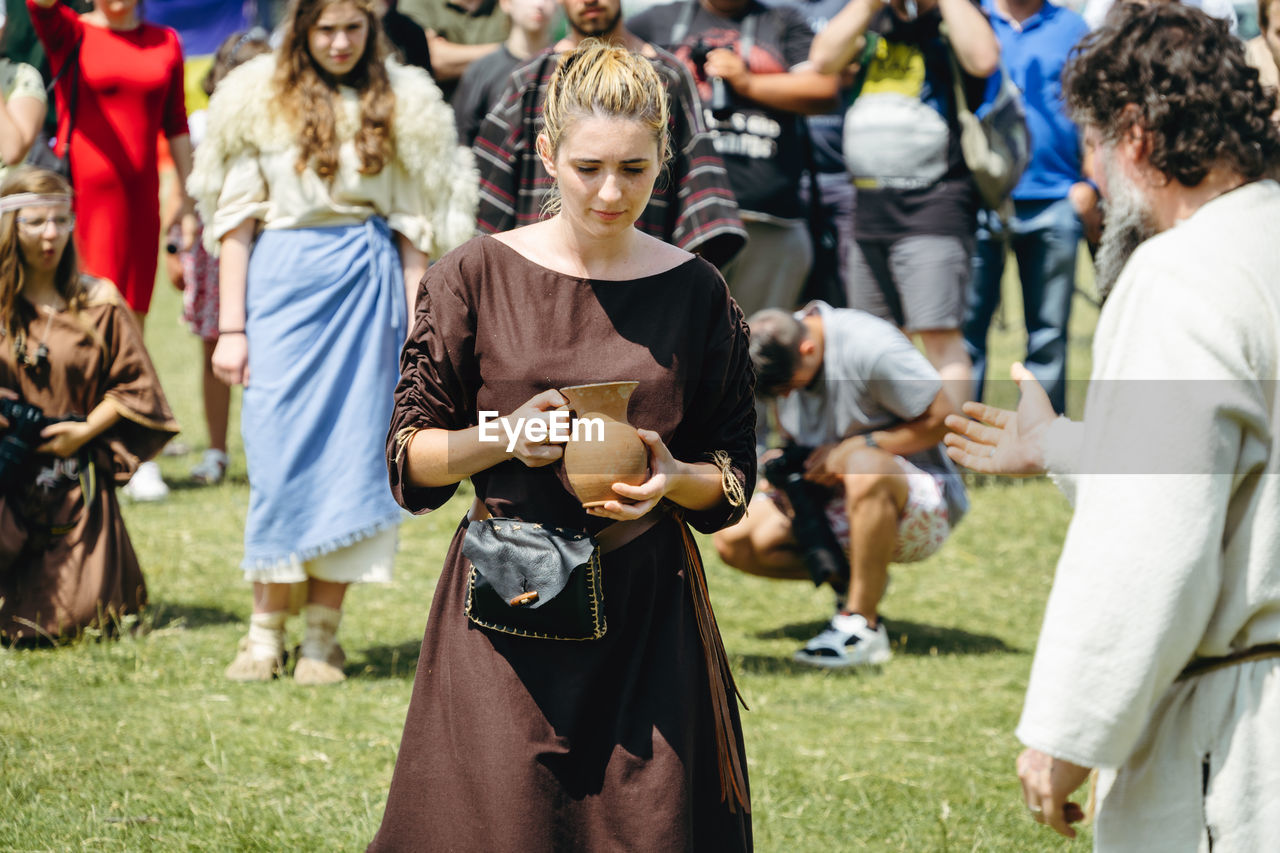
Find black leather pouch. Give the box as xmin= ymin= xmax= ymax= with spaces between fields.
xmin=461 ymin=518 xmax=606 ymax=640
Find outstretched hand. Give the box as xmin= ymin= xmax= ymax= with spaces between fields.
xmin=943 ymin=362 xmax=1055 ymax=476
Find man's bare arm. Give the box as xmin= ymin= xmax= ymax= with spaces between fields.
xmin=426 ymin=31 xmax=502 ymax=81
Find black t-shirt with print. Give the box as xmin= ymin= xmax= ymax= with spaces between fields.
xmin=631 ymin=0 xmax=814 ymax=219
xmin=762 ymin=0 xmax=852 ymax=175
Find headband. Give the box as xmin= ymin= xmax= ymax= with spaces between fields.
xmin=0 ymin=193 xmax=74 ymax=214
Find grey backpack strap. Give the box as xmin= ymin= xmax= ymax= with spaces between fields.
xmin=738 ymin=11 xmax=757 ymax=60
xmin=670 ymin=0 xmax=699 ymax=45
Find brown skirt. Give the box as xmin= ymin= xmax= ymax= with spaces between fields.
xmin=368 ymin=513 xmax=752 ymax=852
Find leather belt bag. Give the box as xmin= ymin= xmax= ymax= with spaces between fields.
xmin=461 ymin=499 xmax=660 ymax=641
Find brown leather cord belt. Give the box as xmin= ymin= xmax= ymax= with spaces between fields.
xmin=1177 ymin=642 xmax=1280 ymax=681
xmin=467 ymin=497 xmax=751 ymax=813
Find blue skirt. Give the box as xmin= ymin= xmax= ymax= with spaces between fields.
xmin=241 ymin=219 xmax=406 ymax=575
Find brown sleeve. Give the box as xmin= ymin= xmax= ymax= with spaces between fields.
xmin=668 ymin=262 xmax=757 ymax=534
xmin=99 ymin=301 xmax=180 ymax=482
xmin=386 ymin=250 xmax=479 ymax=513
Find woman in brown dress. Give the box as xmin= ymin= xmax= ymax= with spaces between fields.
xmin=0 ymin=168 xmax=179 ymax=642
xmin=371 ymin=41 xmax=757 ymax=851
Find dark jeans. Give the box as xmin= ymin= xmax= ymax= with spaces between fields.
xmin=964 ymin=198 xmax=1082 ymax=414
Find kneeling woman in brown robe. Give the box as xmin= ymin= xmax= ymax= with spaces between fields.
xmin=0 ymin=168 xmax=179 ymax=642
xmin=371 ymin=41 xmax=758 ymax=852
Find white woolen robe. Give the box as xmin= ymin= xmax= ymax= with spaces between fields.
xmin=1022 ymin=180 xmax=1280 ymax=852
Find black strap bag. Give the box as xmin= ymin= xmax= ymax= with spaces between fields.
xmin=25 ymin=38 xmax=83 ymax=180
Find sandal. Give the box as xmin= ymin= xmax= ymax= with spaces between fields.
xmin=191 ymin=449 xmax=229 ymax=484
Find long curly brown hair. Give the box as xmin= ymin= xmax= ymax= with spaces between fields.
xmin=275 ymin=0 xmax=396 ymax=181
xmin=0 ymin=168 xmax=88 ymax=358
xmin=1064 ymin=3 xmax=1280 ymax=186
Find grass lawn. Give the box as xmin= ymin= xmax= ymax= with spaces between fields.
xmin=1 ymin=251 xmax=1100 ymax=851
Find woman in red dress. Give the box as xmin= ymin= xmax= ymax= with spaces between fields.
xmin=27 ymin=0 xmax=195 ymax=328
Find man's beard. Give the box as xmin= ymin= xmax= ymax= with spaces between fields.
xmin=569 ymin=6 xmax=621 ymax=38
xmin=1094 ymin=152 xmax=1158 ymax=303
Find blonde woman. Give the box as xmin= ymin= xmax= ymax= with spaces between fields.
xmin=371 ymin=40 xmax=756 ymax=852
xmin=0 ymin=168 xmax=179 ymax=642
xmin=189 ymin=0 xmax=475 ymax=685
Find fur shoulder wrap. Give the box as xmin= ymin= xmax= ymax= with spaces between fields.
xmin=188 ymin=54 xmax=478 ymax=258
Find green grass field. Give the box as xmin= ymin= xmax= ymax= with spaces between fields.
xmin=1 ymin=253 xmax=1100 ymax=851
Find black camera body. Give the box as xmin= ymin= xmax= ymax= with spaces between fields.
xmin=0 ymin=397 xmax=84 ymax=489
xmin=762 ymin=445 xmax=850 ymax=588
xmin=689 ymin=38 xmax=733 ymax=120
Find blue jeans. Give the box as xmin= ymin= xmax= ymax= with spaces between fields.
xmin=964 ymin=198 xmax=1082 ymax=414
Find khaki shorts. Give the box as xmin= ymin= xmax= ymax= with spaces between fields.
xmin=847 ymin=234 xmax=974 ymax=331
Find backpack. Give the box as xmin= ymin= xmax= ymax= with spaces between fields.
xmin=940 ymin=24 xmax=1030 ymax=219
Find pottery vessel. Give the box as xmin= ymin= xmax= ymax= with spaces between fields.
xmin=559 ymin=381 xmax=649 ymax=508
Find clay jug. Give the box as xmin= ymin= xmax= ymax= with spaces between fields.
xmin=559 ymin=381 xmax=649 ymax=507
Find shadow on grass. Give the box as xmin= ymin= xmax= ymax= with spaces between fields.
xmin=161 ymin=474 xmax=250 ymax=492
xmin=354 ymin=641 xmax=422 ymax=680
xmin=734 ymin=653 xmax=890 ymax=676
xmin=755 ymin=617 xmax=1023 ymax=658
xmin=145 ymin=601 xmax=243 ymax=630
xmin=885 ymin=618 xmax=1023 ymax=656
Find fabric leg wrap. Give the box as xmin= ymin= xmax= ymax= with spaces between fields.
xmin=300 ymin=604 xmax=342 ymax=662
xmin=247 ymin=611 xmax=288 ymax=662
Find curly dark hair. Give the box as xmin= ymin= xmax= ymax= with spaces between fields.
xmin=1063 ymin=3 xmax=1280 ymax=187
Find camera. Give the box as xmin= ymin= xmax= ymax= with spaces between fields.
xmin=689 ymin=38 xmax=733 ymax=120
xmin=0 ymin=397 xmax=83 ymax=489
xmin=762 ymin=445 xmax=849 ymax=588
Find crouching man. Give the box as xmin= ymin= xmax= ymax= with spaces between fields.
xmin=714 ymin=303 xmax=968 ymax=667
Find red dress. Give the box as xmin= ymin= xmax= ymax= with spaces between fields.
xmin=29 ymin=0 xmax=188 ymax=315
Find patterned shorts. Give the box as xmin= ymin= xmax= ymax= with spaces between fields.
xmin=180 ymin=233 xmax=221 ymax=342
xmin=770 ymin=455 xmax=951 ymax=564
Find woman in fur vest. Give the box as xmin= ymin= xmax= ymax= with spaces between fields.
xmin=188 ymin=0 xmax=477 ymax=685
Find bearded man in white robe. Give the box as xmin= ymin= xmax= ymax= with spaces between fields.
xmin=944 ymin=4 xmax=1280 ymax=850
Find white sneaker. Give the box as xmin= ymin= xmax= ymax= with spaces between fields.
xmin=190 ymin=449 xmax=229 ymax=484
xmin=122 ymin=460 xmax=170 ymax=502
xmin=793 ymin=612 xmax=892 ymax=668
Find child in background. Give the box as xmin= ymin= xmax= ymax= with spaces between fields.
xmin=168 ymin=29 xmax=272 ymax=485
xmin=0 ymin=168 xmax=180 ymax=642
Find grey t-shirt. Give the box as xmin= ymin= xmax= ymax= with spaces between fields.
xmin=777 ymin=301 xmax=968 ymax=524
